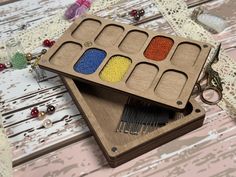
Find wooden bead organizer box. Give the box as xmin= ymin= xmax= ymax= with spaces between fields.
xmin=62 ymin=77 xmax=205 ymax=167
xmin=39 ymin=14 xmax=211 ymax=110
xmin=38 ymin=14 xmax=211 ymax=167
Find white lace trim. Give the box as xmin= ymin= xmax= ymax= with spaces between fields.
xmin=154 ymin=0 xmax=236 ymax=117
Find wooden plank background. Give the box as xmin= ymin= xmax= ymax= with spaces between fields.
xmin=0 ymin=0 xmax=235 ymax=176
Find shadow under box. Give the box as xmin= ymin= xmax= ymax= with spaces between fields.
xmin=75 ymin=82 xmax=193 ymax=146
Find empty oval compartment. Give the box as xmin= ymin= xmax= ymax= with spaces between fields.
xmin=50 ymin=42 xmax=82 ymax=66
xmin=100 ymin=55 xmax=132 ymax=83
xmin=155 ymin=71 xmax=187 ymax=100
xmin=126 ymin=63 xmax=158 ymax=92
xmin=74 ymin=48 xmax=106 ymax=74
xmin=95 ymin=24 xmax=124 ymax=47
xmin=72 ymin=19 xmax=101 ymax=41
xmin=144 ymin=36 xmax=174 ymax=61
xmin=119 ymin=30 xmax=148 ymax=54
xmin=171 ymin=43 xmax=200 ymax=67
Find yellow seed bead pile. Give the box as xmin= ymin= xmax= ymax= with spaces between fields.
xmin=100 ymin=56 xmax=131 ymax=83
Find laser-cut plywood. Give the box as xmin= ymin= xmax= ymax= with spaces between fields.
xmin=62 ymin=77 xmax=205 ymax=167
xmin=39 ymin=14 xmax=211 ymax=110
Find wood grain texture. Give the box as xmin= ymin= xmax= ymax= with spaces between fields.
xmin=95 ymin=24 xmax=124 ymax=47
xmin=13 ymin=105 xmax=236 ymax=177
xmin=63 ymin=78 xmax=205 ymax=167
xmin=126 ymin=63 xmax=158 ymax=91
xmin=154 ymin=71 xmax=187 ymax=100
xmin=0 ymin=0 xmax=165 ymax=167
xmin=0 ymin=0 xmax=235 ymax=176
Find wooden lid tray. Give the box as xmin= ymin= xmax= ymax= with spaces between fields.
xmin=39 ymin=14 xmax=211 ymax=110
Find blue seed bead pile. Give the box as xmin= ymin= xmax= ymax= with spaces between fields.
xmin=74 ymin=48 xmax=106 ymax=74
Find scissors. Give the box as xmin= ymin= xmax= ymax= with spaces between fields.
xmin=194 ymin=43 xmax=223 ymax=105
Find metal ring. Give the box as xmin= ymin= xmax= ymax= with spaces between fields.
xmin=200 ymin=86 xmax=222 ymax=105
xmin=192 ymin=83 xmax=202 ymax=97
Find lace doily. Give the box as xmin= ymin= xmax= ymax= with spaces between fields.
xmin=154 ymin=0 xmax=236 ymax=117
xmin=0 ymin=113 xmax=12 ymax=177
xmin=90 ymin=0 xmax=122 ymax=12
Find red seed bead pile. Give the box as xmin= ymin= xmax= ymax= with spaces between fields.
xmin=144 ymin=36 xmax=174 ymax=61
xmin=43 ymin=39 xmax=55 ymax=47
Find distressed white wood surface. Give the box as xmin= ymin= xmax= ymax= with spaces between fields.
xmin=0 ymin=0 xmax=182 ymax=166
xmin=0 ymin=0 xmax=235 ymax=176
xmin=0 ymin=0 xmax=167 ymax=166
xmin=0 ymin=0 xmax=89 ymax=165
xmin=0 ymin=66 xmax=89 ymax=165
xmin=15 ymin=107 xmax=236 ymax=177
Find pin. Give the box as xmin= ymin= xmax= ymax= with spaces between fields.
xmin=117 ymin=98 xmax=173 ymax=135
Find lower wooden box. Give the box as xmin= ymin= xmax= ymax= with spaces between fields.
xmin=62 ymin=77 xmax=205 ymax=167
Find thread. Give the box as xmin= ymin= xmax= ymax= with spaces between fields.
xmin=144 ymin=36 xmax=174 ymax=61
xmin=100 ymin=56 xmax=131 ymax=83
xmin=74 ymin=48 xmax=106 ymax=74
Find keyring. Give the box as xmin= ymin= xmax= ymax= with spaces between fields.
xmin=200 ymin=86 xmax=222 ymax=105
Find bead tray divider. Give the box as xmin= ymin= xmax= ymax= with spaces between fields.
xmin=39 ymin=14 xmax=211 ymax=111
xmin=62 ymin=77 xmax=205 ymax=167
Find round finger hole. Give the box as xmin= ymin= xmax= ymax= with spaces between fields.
xmin=177 ymin=100 xmax=182 ymax=105
xmin=84 ymin=41 xmax=93 ymax=47
xmin=201 ymin=88 xmax=221 ymax=104
xmin=195 ymin=109 xmax=201 ymax=113
xmin=111 ymin=147 xmax=118 ymax=152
